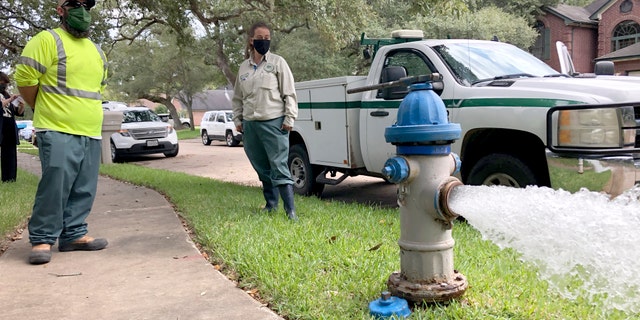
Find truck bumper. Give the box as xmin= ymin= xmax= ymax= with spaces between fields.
xmin=546 ymin=151 xmax=640 ymax=197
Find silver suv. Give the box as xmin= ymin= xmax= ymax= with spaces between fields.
xmin=109 ymin=106 xmax=179 ymax=162
xmin=200 ymin=110 xmax=242 ymax=147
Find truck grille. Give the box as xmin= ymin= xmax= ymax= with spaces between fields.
xmin=129 ymin=128 xmax=168 ymax=140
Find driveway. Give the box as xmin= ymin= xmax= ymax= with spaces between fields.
xmin=131 ymin=138 xmax=399 ymax=208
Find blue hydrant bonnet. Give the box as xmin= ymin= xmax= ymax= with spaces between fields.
xmin=385 ymin=82 xmax=461 ymax=155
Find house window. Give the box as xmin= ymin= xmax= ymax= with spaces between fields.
xmin=531 ymin=20 xmax=550 ymax=60
xmin=611 ymin=20 xmax=640 ymax=51
xmin=620 ymin=0 xmax=633 ymax=13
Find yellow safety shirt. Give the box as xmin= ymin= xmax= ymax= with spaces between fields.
xmin=15 ymin=27 xmax=107 ymax=137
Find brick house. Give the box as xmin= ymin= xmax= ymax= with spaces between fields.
xmin=173 ymin=88 xmax=233 ymax=126
xmin=534 ymin=0 xmax=640 ymax=75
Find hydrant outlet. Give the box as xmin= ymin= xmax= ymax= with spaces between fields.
xmin=382 ymin=157 xmax=410 ymax=184
xmin=437 ymin=177 xmax=464 ymax=222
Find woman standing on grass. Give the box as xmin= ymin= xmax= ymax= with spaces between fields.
xmin=0 ymin=71 xmax=25 ymax=182
xmin=232 ymin=21 xmax=299 ymax=221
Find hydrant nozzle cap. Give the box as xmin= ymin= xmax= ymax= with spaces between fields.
xmin=382 ymin=157 xmax=409 ymax=184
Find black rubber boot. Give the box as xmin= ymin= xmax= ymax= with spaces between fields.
xmin=262 ymin=186 xmax=279 ymax=212
xmin=278 ymin=184 xmax=298 ymax=221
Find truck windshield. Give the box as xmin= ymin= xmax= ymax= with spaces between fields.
xmin=432 ymin=42 xmax=561 ymax=86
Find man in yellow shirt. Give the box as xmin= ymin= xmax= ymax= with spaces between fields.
xmin=15 ymin=0 xmax=108 ymax=265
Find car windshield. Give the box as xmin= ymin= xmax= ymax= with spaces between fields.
xmin=122 ymin=110 xmax=161 ymax=123
xmin=225 ymin=112 xmax=233 ymax=121
xmin=432 ymin=42 xmax=561 ymax=86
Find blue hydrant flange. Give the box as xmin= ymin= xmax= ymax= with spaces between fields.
xmin=369 ymin=291 xmax=411 ymax=319
xmin=384 ymin=82 xmax=461 ymax=154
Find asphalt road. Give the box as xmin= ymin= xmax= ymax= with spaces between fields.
xmin=129 ymin=138 xmax=400 ymax=208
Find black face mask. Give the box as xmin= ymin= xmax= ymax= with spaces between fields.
xmin=253 ymin=39 xmax=270 ymax=55
xmin=0 ymin=84 xmax=6 ymax=93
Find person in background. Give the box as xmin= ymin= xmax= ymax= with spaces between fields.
xmin=0 ymin=71 xmax=25 ymax=182
xmin=14 ymin=0 xmax=109 ymax=265
xmin=232 ymin=21 xmax=299 ymax=221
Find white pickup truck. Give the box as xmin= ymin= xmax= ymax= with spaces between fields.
xmin=288 ymin=30 xmax=640 ymax=197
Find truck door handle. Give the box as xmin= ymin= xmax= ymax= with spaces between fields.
xmin=370 ymin=111 xmax=389 ymax=117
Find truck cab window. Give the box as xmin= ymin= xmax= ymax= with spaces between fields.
xmin=378 ymin=50 xmax=434 ymax=99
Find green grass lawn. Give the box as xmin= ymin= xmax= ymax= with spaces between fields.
xmin=177 ymin=127 xmax=200 ymax=140
xmin=3 ymin=142 xmax=636 ymax=319
xmin=96 ymin=164 xmax=633 ymax=320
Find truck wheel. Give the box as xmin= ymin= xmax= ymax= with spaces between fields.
xmin=226 ymin=131 xmax=240 ymax=147
xmin=467 ymin=153 xmax=539 ymax=188
xmin=288 ymin=144 xmax=325 ymax=196
xmin=110 ymin=141 xmax=122 ymax=163
xmin=201 ymin=131 xmax=212 ymax=145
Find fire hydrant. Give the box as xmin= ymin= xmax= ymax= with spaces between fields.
xmin=382 ymin=81 xmax=468 ymax=303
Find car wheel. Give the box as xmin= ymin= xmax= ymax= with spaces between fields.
xmin=201 ymin=131 xmax=212 ymax=145
xmin=288 ymin=144 xmax=325 ymax=196
xmin=466 ymin=153 xmax=539 ymax=188
xmin=226 ymin=131 xmax=240 ymax=147
xmin=164 ymin=144 xmax=179 ymax=157
xmin=110 ymin=141 xmax=122 ymax=163
xmin=182 ymin=122 xmax=191 ymax=129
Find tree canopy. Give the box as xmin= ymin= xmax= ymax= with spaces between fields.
xmin=1 ymin=0 xmax=568 ymax=106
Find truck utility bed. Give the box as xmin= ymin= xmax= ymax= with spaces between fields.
xmin=296 ymin=76 xmax=368 ymax=169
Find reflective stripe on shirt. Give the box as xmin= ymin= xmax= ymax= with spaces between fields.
xmin=36 ymin=30 xmax=107 ymax=100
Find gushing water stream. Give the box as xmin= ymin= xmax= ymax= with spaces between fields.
xmin=448 ymin=184 xmax=640 ymax=313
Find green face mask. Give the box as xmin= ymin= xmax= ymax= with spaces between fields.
xmin=66 ymin=7 xmax=92 ymax=32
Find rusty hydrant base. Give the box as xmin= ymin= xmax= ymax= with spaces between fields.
xmin=387 ymin=270 xmax=468 ymax=303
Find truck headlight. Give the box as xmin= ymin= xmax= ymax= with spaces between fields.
xmin=558 ymin=107 xmax=635 ymax=148
xmin=118 ymin=129 xmax=132 ymax=137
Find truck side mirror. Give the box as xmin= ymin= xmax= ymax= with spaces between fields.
xmin=594 ymin=61 xmax=615 ymax=76
xmin=379 ymin=66 xmax=408 ymax=100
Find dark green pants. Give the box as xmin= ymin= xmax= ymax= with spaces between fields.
xmin=28 ymin=131 xmax=101 ymax=245
xmin=242 ymin=117 xmax=293 ymax=189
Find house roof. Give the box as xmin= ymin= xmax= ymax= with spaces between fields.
xmin=544 ymin=0 xmax=621 ymax=25
xmin=545 ymin=4 xmax=595 ymax=25
xmin=179 ymin=88 xmax=233 ymax=111
xmin=595 ymin=41 xmax=640 ymax=60
xmin=587 ymin=0 xmax=618 ymax=20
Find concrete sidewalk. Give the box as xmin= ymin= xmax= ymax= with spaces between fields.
xmin=0 ymin=152 xmax=282 ymax=320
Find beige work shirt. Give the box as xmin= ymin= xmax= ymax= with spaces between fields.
xmin=232 ymin=52 xmax=298 ymax=127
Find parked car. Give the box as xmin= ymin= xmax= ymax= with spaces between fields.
xmin=16 ymin=120 xmax=34 ymax=142
xmin=158 ymin=113 xmax=191 ymax=129
xmin=109 ymin=106 xmax=179 ymax=162
xmin=200 ymin=110 xmax=242 ymax=147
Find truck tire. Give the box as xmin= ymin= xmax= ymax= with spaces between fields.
xmin=288 ymin=144 xmax=325 ymax=196
xmin=110 ymin=141 xmax=122 ymax=163
xmin=201 ymin=131 xmax=212 ymax=145
xmin=466 ymin=153 xmax=539 ymax=188
xmin=164 ymin=144 xmax=179 ymax=158
xmin=226 ymin=131 xmax=240 ymax=147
